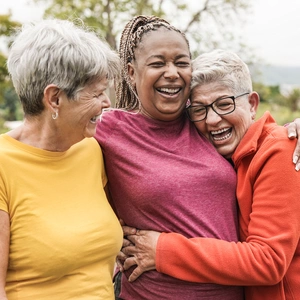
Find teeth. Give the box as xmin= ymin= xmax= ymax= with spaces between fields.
xmin=211 ymin=128 xmax=229 ymax=135
xmin=211 ymin=128 xmax=231 ymax=141
xmin=212 ymin=132 xmax=231 ymax=141
xmin=158 ymin=87 xmax=180 ymax=94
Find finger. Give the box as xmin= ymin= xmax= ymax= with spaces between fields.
xmin=117 ymin=250 xmax=128 ymax=261
xmin=116 ymin=259 xmax=124 ymax=272
xmin=287 ymin=122 xmax=297 ymax=139
xmin=122 ymin=237 xmax=134 ymax=248
xmin=122 ymin=225 xmax=137 ymax=236
xmin=126 ymin=234 xmax=138 ymax=244
xmin=116 ymin=251 xmax=127 ymax=272
xmin=128 ymin=266 xmax=144 ymax=282
xmin=122 ymin=245 xmax=136 ymax=257
xmin=123 ymin=256 xmax=137 ymax=271
xmin=295 ymin=157 xmax=300 ymax=171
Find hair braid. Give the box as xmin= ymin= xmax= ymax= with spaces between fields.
xmin=116 ymin=15 xmax=190 ymax=110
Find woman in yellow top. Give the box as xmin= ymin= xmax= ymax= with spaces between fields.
xmin=0 ymin=19 xmax=122 ymax=300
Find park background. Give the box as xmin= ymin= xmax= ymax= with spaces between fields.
xmin=0 ymin=0 xmax=300 ymax=131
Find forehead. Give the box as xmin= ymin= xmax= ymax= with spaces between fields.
xmin=191 ymin=82 xmax=232 ymax=103
xmin=135 ymin=28 xmax=190 ymax=59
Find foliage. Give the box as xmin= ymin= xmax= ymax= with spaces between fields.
xmin=255 ymin=86 xmax=300 ymax=126
xmin=33 ymin=0 xmax=251 ymax=56
xmin=285 ymin=88 xmax=300 ymax=111
xmin=0 ymin=14 xmax=22 ymax=131
xmin=256 ymin=102 xmax=300 ymax=126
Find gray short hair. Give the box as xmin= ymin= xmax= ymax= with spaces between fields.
xmin=7 ymin=19 xmax=120 ymax=115
xmin=191 ymin=49 xmax=252 ymax=95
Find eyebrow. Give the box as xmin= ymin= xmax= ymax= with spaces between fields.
xmin=191 ymin=95 xmax=231 ymax=105
xmin=146 ymin=54 xmax=190 ymax=61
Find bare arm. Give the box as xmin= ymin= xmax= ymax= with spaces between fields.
xmin=0 ymin=210 xmax=9 ymax=300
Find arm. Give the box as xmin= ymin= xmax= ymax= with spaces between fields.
xmin=0 ymin=210 xmax=9 ymax=300
xmin=155 ymin=137 xmax=300 ymax=285
xmin=124 ymin=136 xmax=300 ymax=285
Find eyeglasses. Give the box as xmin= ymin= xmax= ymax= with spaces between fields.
xmin=186 ymin=92 xmax=250 ymax=122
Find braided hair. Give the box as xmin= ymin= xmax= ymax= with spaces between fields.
xmin=116 ymin=15 xmax=190 ymax=110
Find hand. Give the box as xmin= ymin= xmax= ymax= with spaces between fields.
xmin=286 ymin=118 xmax=300 ymax=170
xmin=116 ymin=220 xmax=138 ymax=271
xmin=122 ymin=230 xmax=161 ymax=282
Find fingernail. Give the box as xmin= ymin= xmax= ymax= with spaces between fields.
xmin=295 ymin=164 xmax=300 ymax=171
xmin=293 ymin=156 xmax=299 ymax=164
xmin=289 ymin=133 xmax=296 ymax=138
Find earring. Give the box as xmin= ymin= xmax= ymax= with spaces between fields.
xmin=52 ymin=111 xmax=58 ymax=120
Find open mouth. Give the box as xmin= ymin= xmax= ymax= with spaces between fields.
xmin=156 ymin=87 xmax=181 ymax=96
xmin=210 ymin=127 xmax=232 ymax=141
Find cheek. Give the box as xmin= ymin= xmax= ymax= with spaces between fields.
xmin=193 ymin=122 xmax=207 ymax=135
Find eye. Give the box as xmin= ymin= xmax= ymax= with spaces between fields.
xmin=192 ymin=106 xmax=206 ymax=115
xmin=149 ymin=61 xmax=165 ymax=68
xmin=176 ymin=61 xmax=191 ymax=67
xmin=94 ymin=90 xmax=107 ymax=99
xmin=215 ymin=98 xmax=234 ymax=110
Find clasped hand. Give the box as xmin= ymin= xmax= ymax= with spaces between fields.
xmin=116 ymin=222 xmax=160 ymax=282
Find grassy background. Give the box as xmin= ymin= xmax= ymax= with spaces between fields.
xmin=257 ymin=102 xmax=298 ymax=125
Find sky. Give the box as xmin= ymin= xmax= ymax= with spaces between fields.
xmin=0 ymin=0 xmax=300 ymax=67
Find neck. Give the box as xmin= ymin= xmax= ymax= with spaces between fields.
xmin=7 ymin=118 xmax=73 ymax=152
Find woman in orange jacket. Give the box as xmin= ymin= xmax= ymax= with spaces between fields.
xmin=120 ymin=49 xmax=300 ymax=299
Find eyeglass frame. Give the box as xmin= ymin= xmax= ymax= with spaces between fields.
xmin=186 ymin=92 xmax=250 ymax=122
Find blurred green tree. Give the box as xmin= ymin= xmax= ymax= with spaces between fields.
xmin=286 ymin=88 xmax=300 ymax=112
xmin=33 ymin=0 xmax=251 ymax=56
xmin=0 ymin=14 xmax=21 ymax=128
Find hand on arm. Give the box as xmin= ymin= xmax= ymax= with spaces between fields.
xmin=122 ymin=230 xmax=160 ymax=282
xmin=0 ymin=210 xmax=9 ymax=300
xmin=286 ymin=118 xmax=300 ymax=169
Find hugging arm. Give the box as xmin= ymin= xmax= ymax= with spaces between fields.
xmin=123 ymin=138 xmax=300 ymax=285
xmin=154 ymin=140 xmax=300 ymax=285
xmin=0 ymin=210 xmax=9 ymax=300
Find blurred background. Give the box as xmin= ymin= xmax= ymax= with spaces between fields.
xmin=0 ymin=0 xmax=299 ymax=132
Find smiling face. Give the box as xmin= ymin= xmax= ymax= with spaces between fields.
xmin=59 ymin=77 xmax=110 ymax=142
xmin=191 ymin=82 xmax=259 ymax=159
xmin=128 ymin=28 xmax=192 ymax=121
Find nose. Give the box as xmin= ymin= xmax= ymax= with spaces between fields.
xmin=205 ymin=107 xmax=222 ymax=125
xmin=101 ymin=91 xmax=111 ymax=109
xmin=164 ymin=63 xmax=179 ymax=80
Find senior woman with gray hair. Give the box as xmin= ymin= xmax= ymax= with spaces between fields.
xmin=120 ymin=49 xmax=300 ymax=299
xmin=0 ymin=19 xmax=122 ymax=299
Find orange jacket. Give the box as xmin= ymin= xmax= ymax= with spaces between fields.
xmin=156 ymin=112 xmax=300 ymax=299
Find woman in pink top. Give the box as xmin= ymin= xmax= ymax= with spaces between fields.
xmin=95 ymin=16 xmax=243 ymax=300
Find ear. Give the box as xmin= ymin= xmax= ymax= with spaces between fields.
xmin=43 ymin=84 xmax=61 ymax=113
xmin=248 ymin=91 xmax=260 ymax=120
xmin=127 ymin=62 xmax=136 ymax=87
